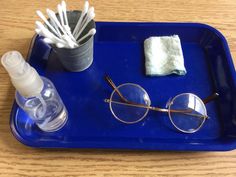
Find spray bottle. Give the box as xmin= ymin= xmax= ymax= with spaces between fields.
xmin=1 ymin=51 xmax=68 ymax=132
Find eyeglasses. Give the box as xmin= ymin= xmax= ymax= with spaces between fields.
xmin=104 ymin=75 xmax=219 ymax=133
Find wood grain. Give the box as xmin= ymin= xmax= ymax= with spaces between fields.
xmin=0 ymin=0 xmax=236 ymax=176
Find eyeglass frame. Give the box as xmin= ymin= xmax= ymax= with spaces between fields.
xmin=104 ymin=75 xmax=219 ymax=133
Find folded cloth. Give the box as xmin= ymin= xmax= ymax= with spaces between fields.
xmin=144 ymin=35 xmax=187 ymax=76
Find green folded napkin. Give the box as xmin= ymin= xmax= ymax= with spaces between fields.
xmin=144 ymin=35 xmax=187 ymax=76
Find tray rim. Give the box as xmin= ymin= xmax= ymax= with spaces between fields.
xmin=10 ymin=22 xmax=236 ymax=151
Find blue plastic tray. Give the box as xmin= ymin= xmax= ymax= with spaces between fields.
xmin=10 ymin=22 xmax=236 ymax=151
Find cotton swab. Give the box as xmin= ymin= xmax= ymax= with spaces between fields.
xmin=80 ymin=6 xmax=94 ymax=31
xmin=57 ymin=4 xmax=75 ymax=42
xmin=61 ymin=1 xmax=69 ymax=26
xmin=36 ymin=10 xmax=61 ymax=38
xmin=62 ymin=35 xmax=77 ymax=48
xmin=35 ymin=1 xmax=96 ymax=49
xmin=35 ymin=28 xmax=42 ymax=35
xmin=75 ymin=11 xmax=95 ymax=40
xmin=61 ymin=1 xmax=73 ymax=36
xmin=72 ymin=0 xmax=89 ymax=36
xmin=46 ymin=8 xmax=65 ymax=33
xmin=47 ymin=9 xmax=77 ymax=43
xmin=56 ymin=43 xmax=66 ymax=48
xmin=36 ymin=11 xmax=75 ymax=49
xmin=38 ymin=29 xmax=70 ymax=48
xmin=43 ymin=38 xmax=54 ymax=44
xmin=58 ymin=3 xmax=71 ymax=33
xmin=43 ymin=38 xmax=67 ymax=48
xmin=43 ymin=38 xmax=66 ymax=47
xmin=58 ymin=5 xmax=77 ymax=43
xmin=48 ymin=4 xmax=76 ymax=42
xmin=77 ymin=28 xmax=96 ymax=43
xmin=38 ymin=9 xmax=62 ymax=38
xmin=57 ymin=4 xmax=65 ymax=26
xmin=50 ymin=19 xmax=63 ymax=38
xmin=35 ymin=21 xmax=66 ymax=45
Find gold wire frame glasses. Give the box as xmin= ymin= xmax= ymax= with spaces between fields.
xmin=104 ymin=75 xmax=219 ymax=133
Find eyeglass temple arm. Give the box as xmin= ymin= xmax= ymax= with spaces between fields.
xmin=104 ymin=99 xmax=208 ymax=119
xmin=203 ymin=93 xmax=219 ymax=104
xmin=105 ymin=75 xmax=129 ymax=103
xmin=105 ymin=75 xmax=219 ymax=104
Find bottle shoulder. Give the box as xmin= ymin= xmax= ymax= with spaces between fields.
xmin=40 ymin=76 xmax=55 ymax=88
xmin=15 ymin=77 xmax=57 ymax=103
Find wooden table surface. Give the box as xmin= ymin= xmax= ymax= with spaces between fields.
xmin=0 ymin=0 xmax=236 ymax=176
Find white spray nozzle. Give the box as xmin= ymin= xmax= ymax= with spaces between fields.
xmin=1 ymin=51 xmax=26 ymax=78
xmin=1 ymin=51 xmax=44 ymax=98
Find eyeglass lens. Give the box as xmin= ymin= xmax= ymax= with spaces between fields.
xmin=110 ymin=83 xmax=151 ymax=124
xmin=168 ymin=93 xmax=207 ymax=133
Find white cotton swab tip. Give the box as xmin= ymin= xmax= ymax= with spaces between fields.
xmin=35 ymin=20 xmax=44 ymax=29
xmin=88 ymin=6 xmax=94 ymax=14
xmin=89 ymin=11 xmax=95 ymax=19
xmin=35 ymin=28 xmax=41 ymax=34
xmin=36 ymin=10 xmax=46 ymax=21
xmin=74 ymin=10 xmax=95 ymax=40
xmin=61 ymin=1 xmax=67 ymax=9
xmin=57 ymin=4 xmax=64 ymax=25
xmin=43 ymin=38 xmax=54 ymax=44
xmin=46 ymin=9 xmax=55 ymax=18
xmin=77 ymin=28 xmax=96 ymax=43
xmin=89 ymin=28 xmax=96 ymax=35
xmin=83 ymin=1 xmax=89 ymax=13
xmin=36 ymin=10 xmax=61 ymax=37
xmin=44 ymin=38 xmax=68 ymax=49
xmin=72 ymin=1 xmax=89 ymax=36
xmin=61 ymin=0 xmax=69 ymax=26
xmin=56 ymin=43 xmax=66 ymax=48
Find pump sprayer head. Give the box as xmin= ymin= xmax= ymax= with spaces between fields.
xmin=1 ymin=51 xmax=44 ymax=98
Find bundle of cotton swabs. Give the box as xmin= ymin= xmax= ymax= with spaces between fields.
xmin=35 ymin=1 xmax=96 ymax=49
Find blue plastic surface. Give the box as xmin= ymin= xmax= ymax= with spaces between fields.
xmin=10 ymin=22 xmax=236 ymax=151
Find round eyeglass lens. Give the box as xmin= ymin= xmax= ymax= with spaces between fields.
xmin=109 ymin=83 xmax=151 ymax=124
xmin=168 ymin=93 xmax=207 ymax=133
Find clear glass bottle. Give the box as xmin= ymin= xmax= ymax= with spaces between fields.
xmin=15 ymin=77 xmax=68 ymax=132
xmin=1 ymin=51 xmax=68 ymax=132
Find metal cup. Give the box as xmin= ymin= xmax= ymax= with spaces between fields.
xmin=50 ymin=11 xmax=95 ymax=72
